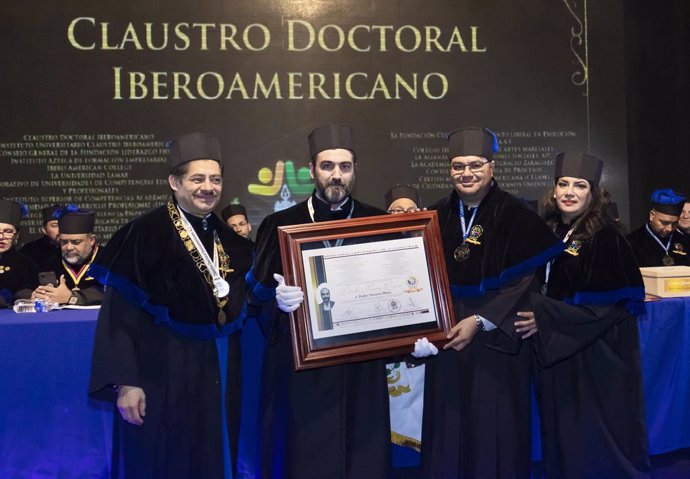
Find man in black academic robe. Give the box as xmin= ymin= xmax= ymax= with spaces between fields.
xmin=19 ymin=204 xmax=62 ymax=272
xmin=32 ymin=207 xmax=104 ymax=306
xmin=89 ymin=132 xmax=253 ymax=479
xmin=627 ymin=189 xmax=689 ymax=266
xmin=420 ymin=128 xmax=563 ymax=479
xmin=247 ymin=124 xmax=391 ymax=479
xmin=0 ymin=199 xmax=38 ymax=308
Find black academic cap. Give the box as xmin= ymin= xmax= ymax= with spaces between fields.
xmin=41 ymin=204 xmax=63 ymax=225
xmin=447 ymin=127 xmax=499 ymax=161
xmin=554 ymin=152 xmax=604 ymax=185
xmin=56 ymin=205 xmax=95 ymax=234
xmin=221 ymin=204 xmax=247 ymax=222
xmin=167 ymin=132 xmax=222 ymax=171
xmin=384 ymin=185 xmax=420 ymax=209
xmin=650 ymin=188 xmax=686 ymax=216
xmin=0 ymin=199 xmax=26 ymax=227
xmin=308 ymin=124 xmax=354 ymax=159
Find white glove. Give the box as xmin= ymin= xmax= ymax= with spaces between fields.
xmin=274 ymin=273 xmax=304 ymax=313
xmin=411 ymin=337 xmax=439 ymax=358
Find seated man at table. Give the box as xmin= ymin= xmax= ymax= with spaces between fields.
xmin=20 ymin=204 xmax=62 ymax=271
xmin=627 ymin=188 xmax=688 ymax=266
xmin=32 ymin=206 xmax=103 ymax=306
xmin=0 ymin=199 xmax=38 ymax=308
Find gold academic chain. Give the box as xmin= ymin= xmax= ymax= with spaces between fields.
xmin=167 ymin=201 xmax=232 ymax=315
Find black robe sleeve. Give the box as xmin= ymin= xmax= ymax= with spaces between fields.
xmin=531 ymin=297 xmax=629 ymax=366
xmin=89 ymin=287 xmax=144 ymax=400
xmin=0 ymin=248 xmax=39 ymax=308
xmin=468 ymin=274 xmax=540 ymax=353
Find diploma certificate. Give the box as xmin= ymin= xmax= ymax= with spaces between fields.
xmin=278 ymin=210 xmax=455 ymax=370
xmin=302 ymin=237 xmax=437 ymax=339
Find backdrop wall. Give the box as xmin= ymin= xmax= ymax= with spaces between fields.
xmin=3 ymin=1 xmax=632 ymax=242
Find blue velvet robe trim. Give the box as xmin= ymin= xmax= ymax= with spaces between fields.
xmin=451 ymin=240 xmax=565 ymax=298
xmin=90 ymin=264 xmax=245 ymax=340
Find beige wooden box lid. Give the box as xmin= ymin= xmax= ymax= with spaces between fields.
xmin=640 ymin=266 xmax=690 ymax=278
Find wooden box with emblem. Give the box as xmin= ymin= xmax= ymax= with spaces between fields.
xmin=640 ymin=266 xmax=690 ymax=298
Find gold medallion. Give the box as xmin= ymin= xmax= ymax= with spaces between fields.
xmin=218 ymin=310 xmax=227 ymax=325
xmin=454 ymin=244 xmax=470 ymax=262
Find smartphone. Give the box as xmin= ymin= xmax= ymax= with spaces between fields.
xmin=38 ymin=271 xmax=58 ymax=287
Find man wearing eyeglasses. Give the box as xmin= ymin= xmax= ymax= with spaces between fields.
xmin=32 ymin=206 xmax=104 ymax=306
xmin=385 ymin=184 xmax=421 ymax=214
xmin=418 ymin=127 xmax=562 ymax=478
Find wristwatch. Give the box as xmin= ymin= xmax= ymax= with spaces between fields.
xmin=474 ymin=313 xmax=485 ymax=332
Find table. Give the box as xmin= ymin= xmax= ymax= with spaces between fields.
xmin=638 ymin=297 xmax=690 ymax=455
xmin=0 ymin=309 xmax=111 ymax=479
xmin=1 ymin=298 xmax=689 ymax=478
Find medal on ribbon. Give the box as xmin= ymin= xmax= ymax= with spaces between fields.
xmin=662 ymin=254 xmax=674 ymax=266
xmin=455 ymin=199 xmax=478 ymax=262
xmin=645 ymin=224 xmax=675 ymax=267
xmin=454 ymin=244 xmax=471 ymax=262
xmin=168 ymin=200 xmax=232 ymax=325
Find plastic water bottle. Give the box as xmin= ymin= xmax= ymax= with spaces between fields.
xmin=12 ymin=299 xmax=57 ymax=313
xmin=35 ymin=298 xmax=56 ymax=312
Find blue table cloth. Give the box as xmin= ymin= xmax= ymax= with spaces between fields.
xmin=638 ymin=297 xmax=690 ymax=455
xmin=0 ymin=309 xmax=112 ymax=479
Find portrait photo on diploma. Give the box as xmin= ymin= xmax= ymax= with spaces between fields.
xmin=278 ymin=210 xmax=455 ymax=370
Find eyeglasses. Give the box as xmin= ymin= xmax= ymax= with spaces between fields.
xmin=0 ymin=229 xmax=17 ymax=238
xmin=388 ymin=207 xmax=418 ymax=214
xmin=451 ymin=161 xmax=490 ymax=173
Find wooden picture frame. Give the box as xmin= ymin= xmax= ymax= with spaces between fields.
xmin=278 ymin=210 xmax=455 ymax=370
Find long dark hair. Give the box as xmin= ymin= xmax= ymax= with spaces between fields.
xmin=541 ymin=182 xmax=612 ymax=240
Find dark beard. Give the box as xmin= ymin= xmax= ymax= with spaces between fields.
xmin=316 ymin=178 xmax=353 ymax=205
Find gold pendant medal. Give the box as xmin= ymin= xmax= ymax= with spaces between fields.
xmin=454 ymin=244 xmax=470 ymax=262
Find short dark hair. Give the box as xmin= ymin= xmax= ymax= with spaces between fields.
xmin=169 ymin=162 xmax=191 ymax=180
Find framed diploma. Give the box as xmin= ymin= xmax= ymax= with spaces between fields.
xmin=278 ymin=210 xmax=455 ymax=370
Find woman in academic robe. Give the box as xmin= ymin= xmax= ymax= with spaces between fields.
xmin=517 ymin=152 xmax=651 ymax=478
xmin=0 ymin=199 xmax=38 ymax=308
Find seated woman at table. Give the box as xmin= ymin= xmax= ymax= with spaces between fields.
xmin=0 ymin=199 xmax=38 ymax=308
xmin=516 ymin=152 xmax=650 ymax=478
